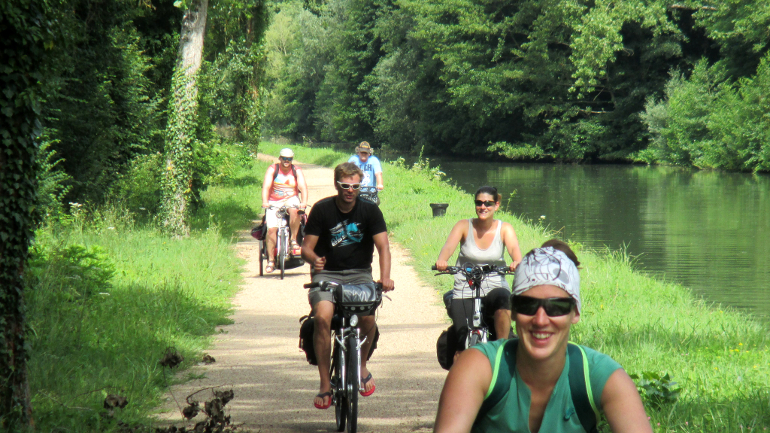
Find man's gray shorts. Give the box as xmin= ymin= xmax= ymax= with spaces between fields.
xmin=308 ymin=268 xmax=373 ymax=307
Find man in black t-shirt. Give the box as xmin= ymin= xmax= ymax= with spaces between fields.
xmin=301 ymin=162 xmax=395 ymax=410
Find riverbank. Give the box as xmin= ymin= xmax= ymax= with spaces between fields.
xmin=260 ymin=141 xmax=770 ymax=431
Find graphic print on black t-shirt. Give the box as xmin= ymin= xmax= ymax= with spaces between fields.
xmin=331 ymin=220 xmax=364 ymax=247
xmin=305 ymin=196 xmax=387 ymax=271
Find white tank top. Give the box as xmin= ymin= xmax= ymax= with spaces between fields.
xmin=452 ymin=219 xmax=510 ymax=299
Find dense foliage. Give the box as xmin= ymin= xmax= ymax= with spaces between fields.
xmin=36 ymin=0 xmax=269 ymax=216
xmin=1 ymin=0 xmax=52 ymax=427
xmin=262 ymin=0 xmax=770 ymax=171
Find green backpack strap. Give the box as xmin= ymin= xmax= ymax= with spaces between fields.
xmin=567 ymin=343 xmax=600 ymax=433
xmin=478 ymin=339 xmax=516 ymax=416
xmin=477 ymin=340 xmax=600 ymax=433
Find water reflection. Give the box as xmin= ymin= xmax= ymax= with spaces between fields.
xmin=435 ymin=160 xmax=770 ymax=322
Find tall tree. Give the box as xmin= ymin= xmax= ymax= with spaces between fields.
xmin=161 ymin=0 xmax=209 ymax=236
xmin=0 ymin=0 xmax=51 ymax=428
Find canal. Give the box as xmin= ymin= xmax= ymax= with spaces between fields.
xmin=432 ymin=160 xmax=770 ymax=322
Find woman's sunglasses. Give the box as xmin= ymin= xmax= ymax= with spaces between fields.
xmin=474 ymin=200 xmax=496 ymax=207
xmin=337 ymin=181 xmax=362 ymax=190
xmin=280 ymin=157 xmax=293 ymax=162
xmin=511 ymin=295 xmax=575 ymax=317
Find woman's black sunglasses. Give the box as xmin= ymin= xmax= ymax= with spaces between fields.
xmin=474 ymin=200 xmax=495 ymax=207
xmin=511 ymin=295 xmax=575 ymax=317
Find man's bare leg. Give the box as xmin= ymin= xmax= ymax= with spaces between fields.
xmin=358 ymin=315 xmax=377 ymax=394
xmin=313 ymin=301 xmax=334 ymax=407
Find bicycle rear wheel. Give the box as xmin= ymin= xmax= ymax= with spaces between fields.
xmin=333 ymin=340 xmax=347 ymax=432
xmin=346 ymin=334 xmax=360 ymax=433
xmin=278 ymin=229 xmax=287 ymax=280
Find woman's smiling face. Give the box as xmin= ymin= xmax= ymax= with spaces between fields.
xmin=474 ymin=192 xmax=499 ymax=219
xmin=514 ymin=284 xmax=579 ymax=362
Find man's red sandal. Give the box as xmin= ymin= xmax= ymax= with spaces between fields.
xmin=360 ymin=373 xmax=375 ymax=397
xmin=314 ymin=391 xmax=333 ymax=409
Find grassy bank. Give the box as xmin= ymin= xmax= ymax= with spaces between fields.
xmin=262 ymin=141 xmax=770 ymax=432
xmin=24 ymin=152 xmax=272 ymax=432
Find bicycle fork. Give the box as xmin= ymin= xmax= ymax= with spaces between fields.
xmin=336 ymin=327 xmax=368 ymax=394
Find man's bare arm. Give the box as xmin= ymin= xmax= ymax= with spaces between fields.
xmin=372 ymin=232 xmax=393 ymax=291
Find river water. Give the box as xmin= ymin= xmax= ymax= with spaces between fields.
xmin=429 ymin=160 xmax=770 ymax=323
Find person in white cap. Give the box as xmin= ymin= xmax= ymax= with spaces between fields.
xmin=261 ymin=148 xmax=308 ymax=273
xmin=434 ymin=242 xmax=651 ymax=433
xmin=347 ymin=141 xmax=383 ymax=191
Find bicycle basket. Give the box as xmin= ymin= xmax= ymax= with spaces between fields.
xmin=359 ymin=188 xmax=380 ymax=206
xmin=334 ymin=282 xmax=382 ymax=314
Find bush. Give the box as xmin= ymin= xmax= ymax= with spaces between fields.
xmin=108 ymin=152 xmax=164 ymax=216
xmin=643 ymin=54 xmax=770 ymax=172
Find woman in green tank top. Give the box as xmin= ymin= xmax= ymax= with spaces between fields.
xmin=433 ymin=242 xmax=652 ymax=433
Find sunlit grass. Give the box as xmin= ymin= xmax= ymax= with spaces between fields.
xmin=269 ymin=142 xmax=770 ymax=432
xmin=24 ymin=151 xmax=272 ymax=432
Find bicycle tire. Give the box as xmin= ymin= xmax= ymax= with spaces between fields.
xmin=259 ymin=240 xmax=264 ymax=276
xmin=467 ymin=331 xmax=481 ymax=349
xmin=278 ymin=229 xmax=287 ymax=280
xmin=346 ymin=334 xmax=359 ymax=433
xmin=334 ymin=339 xmax=347 ymax=432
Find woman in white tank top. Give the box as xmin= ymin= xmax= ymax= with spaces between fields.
xmin=435 ymin=186 xmax=523 ymax=352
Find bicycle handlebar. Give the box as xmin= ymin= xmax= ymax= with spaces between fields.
xmin=303 ymin=281 xmax=384 ymax=290
xmin=264 ymin=204 xmax=306 ymax=214
xmin=431 ymin=264 xmax=513 ymax=277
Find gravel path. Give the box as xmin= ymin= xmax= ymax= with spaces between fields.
xmin=158 ymin=156 xmax=449 ymax=432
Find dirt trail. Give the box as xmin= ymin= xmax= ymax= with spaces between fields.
xmin=158 ymin=156 xmax=449 ymax=432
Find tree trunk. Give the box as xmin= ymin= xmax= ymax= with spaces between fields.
xmin=161 ymin=0 xmax=209 ymax=236
xmin=0 ymin=0 xmax=47 ymax=428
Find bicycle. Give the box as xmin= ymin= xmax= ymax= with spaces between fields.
xmin=303 ymin=280 xmax=383 ymax=433
xmin=432 ymin=264 xmax=514 ymax=349
xmin=259 ymin=205 xmax=307 ymax=280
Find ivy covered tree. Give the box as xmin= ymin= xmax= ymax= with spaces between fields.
xmin=0 ymin=0 xmax=52 ymax=428
xmin=161 ymin=0 xmax=209 ymax=236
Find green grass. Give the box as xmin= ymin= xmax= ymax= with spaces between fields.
xmin=23 ymin=153 xmax=273 ymax=432
xmin=261 ymin=141 xmax=770 ymax=432
xmin=23 ymin=140 xmax=770 ymax=432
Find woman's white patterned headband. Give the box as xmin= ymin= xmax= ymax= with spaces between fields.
xmin=512 ymin=247 xmax=581 ymax=312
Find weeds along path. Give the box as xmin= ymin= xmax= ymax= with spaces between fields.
xmin=158 ymin=155 xmax=448 ymax=432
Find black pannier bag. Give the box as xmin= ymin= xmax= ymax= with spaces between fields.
xmin=436 ymin=325 xmax=458 ymax=371
xmin=299 ymin=314 xmax=317 ymax=365
xmin=251 ymin=214 xmax=267 ymax=241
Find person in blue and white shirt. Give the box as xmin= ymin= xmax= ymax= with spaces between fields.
xmin=347 ymin=141 xmax=384 ymax=191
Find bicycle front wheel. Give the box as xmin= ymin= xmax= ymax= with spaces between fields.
xmin=334 ymin=340 xmax=347 ymax=432
xmin=278 ymin=229 xmax=287 ymax=280
xmin=467 ymin=330 xmax=481 ymax=349
xmin=258 ymin=240 xmax=264 ymax=276
xmin=346 ymin=334 xmax=360 ymax=433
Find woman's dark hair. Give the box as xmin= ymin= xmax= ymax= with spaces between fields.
xmin=475 ymin=186 xmax=500 ymax=202
xmin=541 ymin=239 xmax=580 ymax=268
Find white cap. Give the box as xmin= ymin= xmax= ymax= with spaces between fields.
xmin=279 ymin=148 xmax=294 ymax=158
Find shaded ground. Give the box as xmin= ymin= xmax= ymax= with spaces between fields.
xmin=157 ymin=156 xmax=449 ymax=432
